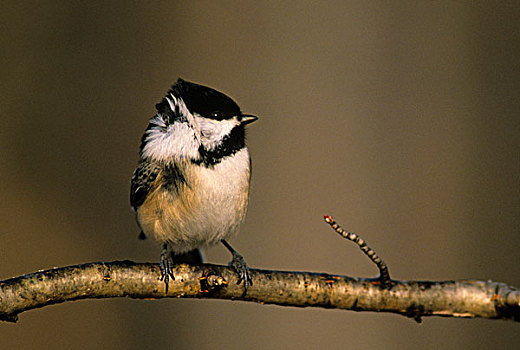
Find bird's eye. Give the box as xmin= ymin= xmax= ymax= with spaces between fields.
xmin=211 ymin=111 xmax=223 ymax=119
xmin=236 ymin=115 xmax=242 ymax=122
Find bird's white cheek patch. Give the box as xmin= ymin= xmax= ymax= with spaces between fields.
xmin=194 ymin=116 xmax=238 ymax=151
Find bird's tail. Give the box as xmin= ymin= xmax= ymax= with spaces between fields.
xmin=171 ymin=249 xmax=204 ymax=264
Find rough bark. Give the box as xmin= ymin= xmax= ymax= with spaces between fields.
xmin=0 ymin=261 xmax=518 ymax=323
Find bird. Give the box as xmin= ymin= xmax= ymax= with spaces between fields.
xmin=130 ymin=78 xmax=257 ymax=294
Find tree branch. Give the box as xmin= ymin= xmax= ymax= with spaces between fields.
xmin=1 ymin=260 xmax=518 ymax=323
xmin=1 ymin=217 xmax=518 ymax=323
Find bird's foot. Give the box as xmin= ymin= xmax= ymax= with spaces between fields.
xmin=159 ymin=244 xmax=175 ymax=293
xmin=228 ymin=251 xmax=253 ymax=296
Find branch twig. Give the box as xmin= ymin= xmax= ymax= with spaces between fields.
xmin=324 ymin=215 xmax=392 ymax=287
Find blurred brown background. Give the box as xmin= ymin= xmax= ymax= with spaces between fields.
xmin=1 ymin=1 xmax=519 ymax=349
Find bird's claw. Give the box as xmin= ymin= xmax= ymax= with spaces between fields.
xmin=160 ymin=245 xmax=175 ymax=294
xmin=229 ymin=251 xmax=252 ymax=296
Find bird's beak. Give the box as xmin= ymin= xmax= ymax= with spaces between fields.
xmin=241 ymin=114 xmax=258 ymax=125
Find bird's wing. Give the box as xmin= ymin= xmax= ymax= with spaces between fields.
xmin=130 ymin=160 xmax=161 ymax=210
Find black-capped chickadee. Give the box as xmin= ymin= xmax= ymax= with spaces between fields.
xmin=130 ymin=78 xmax=257 ymax=294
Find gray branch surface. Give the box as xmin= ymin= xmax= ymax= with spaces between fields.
xmin=0 ymin=261 xmax=518 ymax=323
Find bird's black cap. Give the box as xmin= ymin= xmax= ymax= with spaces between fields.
xmin=167 ymin=78 xmax=242 ymax=121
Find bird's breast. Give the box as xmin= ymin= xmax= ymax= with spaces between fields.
xmin=137 ymin=148 xmax=251 ymax=253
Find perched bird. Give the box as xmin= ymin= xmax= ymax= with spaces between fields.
xmin=130 ymin=78 xmax=257 ymax=294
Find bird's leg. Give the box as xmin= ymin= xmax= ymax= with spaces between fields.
xmin=159 ymin=243 xmax=175 ymax=293
xmin=221 ymin=240 xmax=252 ymax=296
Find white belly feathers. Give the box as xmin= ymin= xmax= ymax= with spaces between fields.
xmin=137 ymin=148 xmax=251 ymax=253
